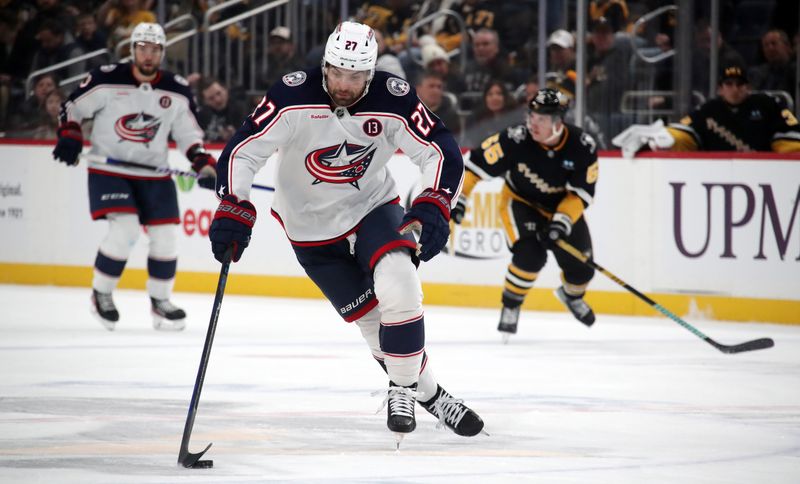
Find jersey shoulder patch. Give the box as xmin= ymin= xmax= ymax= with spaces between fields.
xmin=386 ymin=77 xmax=410 ymax=96
xmin=578 ymin=130 xmax=597 ymax=154
xmin=99 ymin=64 xmax=117 ymax=73
xmin=152 ymin=70 xmax=193 ymax=99
xmin=506 ymin=124 xmax=527 ymax=144
xmin=564 ymin=125 xmax=598 ymax=161
xmin=173 ymin=74 xmax=189 ymax=86
xmin=282 ymin=70 xmax=307 ymax=87
xmin=266 ymin=67 xmax=327 ymax=109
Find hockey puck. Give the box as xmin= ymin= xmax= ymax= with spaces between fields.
xmin=192 ymin=460 xmax=213 ymax=468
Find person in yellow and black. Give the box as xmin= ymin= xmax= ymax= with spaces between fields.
xmin=613 ymin=64 xmax=800 ymax=156
xmin=435 ymin=0 xmax=500 ymax=52
xmin=452 ymin=88 xmax=599 ymax=341
xmin=667 ymin=64 xmax=800 ymax=152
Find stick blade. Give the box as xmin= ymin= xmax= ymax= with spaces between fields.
xmin=178 ymin=442 xmax=212 ymax=468
xmin=709 ymin=337 xmax=775 ymax=354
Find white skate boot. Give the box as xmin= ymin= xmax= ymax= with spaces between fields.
xmin=150 ymin=298 xmax=186 ymax=331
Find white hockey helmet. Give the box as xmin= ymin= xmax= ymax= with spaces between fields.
xmin=323 ymin=21 xmax=378 ymax=71
xmin=322 ymin=22 xmax=378 ymax=99
xmin=130 ymin=22 xmax=166 ymax=59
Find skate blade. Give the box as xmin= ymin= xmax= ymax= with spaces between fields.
xmin=152 ymin=315 xmax=186 ymax=332
xmin=393 ymin=432 xmax=405 ymax=450
xmin=90 ymin=309 xmax=116 ymax=331
xmin=500 ymin=332 xmax=511 ymax=344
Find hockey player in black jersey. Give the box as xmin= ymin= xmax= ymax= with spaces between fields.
xmin=614 ymin=64 xmax=800 ymax=155
xmin=453 ymin=88 xmax=599 ymax=341
xmin=52 ymin=23 xmax=217 ymax=331
xmin=208 ymin=21 xmax=483 ymax=442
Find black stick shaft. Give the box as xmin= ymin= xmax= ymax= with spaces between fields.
xmin=554 ymin=239 xmax=773 ymax=354
xmin=177 ymin=249 xmax=232 ymax=467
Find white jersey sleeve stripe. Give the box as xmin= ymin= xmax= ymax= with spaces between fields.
xmin=566 ymin=182 xmax=594 ymax=205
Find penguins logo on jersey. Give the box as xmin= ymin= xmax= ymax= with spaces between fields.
xmin=114 ymin=112 xmax=161 ymax=144
xmin=305 ymin=141 xmax=376 ymax=189
xmin=507 ymin=125 xmax=527 ymax=144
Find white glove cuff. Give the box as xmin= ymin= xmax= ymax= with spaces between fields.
xmin=551 ymin=212 xmax=573 ymax=236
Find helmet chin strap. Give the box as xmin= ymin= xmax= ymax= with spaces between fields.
xmin=540 ymin=119 xmax=564 ymax=146
xmin=527 ymin=113 xmax=565 ymax=146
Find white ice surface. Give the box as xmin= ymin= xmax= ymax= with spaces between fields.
xmin=0 ymin=285 xmax=798 ymax=483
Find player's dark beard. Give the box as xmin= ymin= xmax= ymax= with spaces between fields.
xmin=331 ymin=89 xmax=358 ymax=107
xmin=137 ymin=64 xmax=158 ymax=77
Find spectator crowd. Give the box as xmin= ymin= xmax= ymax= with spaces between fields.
xmin=1 ymin=0 xmax=798 ymax=149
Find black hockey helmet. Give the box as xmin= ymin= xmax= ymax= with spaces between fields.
xmin=529 ymin=88 xmax=569 ymax=117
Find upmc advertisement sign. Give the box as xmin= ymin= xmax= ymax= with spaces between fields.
xmin=649 ymin=159 xmax=799 ymax=300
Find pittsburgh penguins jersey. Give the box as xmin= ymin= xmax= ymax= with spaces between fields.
xmin=60 ymin=62 xmax=204 ymax=177
xmin=465 ymin=123 xmax=598 ymax=222
xmin=216 ymin=67 xmax=464 ymax=244
xmin=667 ymin=93 xmax=800 ymax=152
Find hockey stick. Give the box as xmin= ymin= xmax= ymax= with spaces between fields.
xmin=177 ymin=247 xmax=233 ymax=469
xmin=554 ymin=239 xmax=775 ymax=354
xmin=80 ymin=154 xmax=275 ymax=192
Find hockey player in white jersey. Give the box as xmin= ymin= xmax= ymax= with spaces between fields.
xmin=209 ymin=21 xmax=484 ymax=440
xmin=53 ymin=22 xmax=217 ymax=331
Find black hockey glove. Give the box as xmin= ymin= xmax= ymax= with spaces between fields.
xmin=187 ymin=144 xmax=217 ymax=190
xmin=53 ymin=121 xmax=83 ymax=166
xmin=210 ymin=195 xmax=256 ymax=263
xmin=399 ymin=188 xmax=451 ymax=262
xmin=451 ymin=194 xmax=468 ymax=224
xmin=538 ymin=212 xmax=572 ymax=249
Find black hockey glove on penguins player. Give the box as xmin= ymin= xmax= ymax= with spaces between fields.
xmin=538 ymin=212 xmax=572 ymax=249
xmin=53 ymin=121 xmax=83 ymax=165
xmin=210 ymin=195 xmax=256 ymax=263
xmin=399 ymin=188 xmax=451 ymax=262
xmin=187 ymin=144 xmax=217 ymax=190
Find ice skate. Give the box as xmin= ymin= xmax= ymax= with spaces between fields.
xmin=555 ymin=286 xmax=595 ymax=327
xmin=375 ymin=382 xmax=417 ymax=448
xmin=497 ymin=305 xmax=520 ymax=343
xmin=419 ymin=385 xmax=485 ymax=437
xmin=91 ymin=290 xmax=119 ymax=331
xmin=150 ymin=298 xmax=186 ymax=331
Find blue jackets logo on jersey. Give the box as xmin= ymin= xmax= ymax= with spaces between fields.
xmin=386 ymin=77 xmax=410 ymax=96
xmin=114 ymin=112 xmax=162 ymax=144
xmin=282 ymin=71 xmax=307 ymax=87
xmin=305 ymin=141 xmax=376 ymax=189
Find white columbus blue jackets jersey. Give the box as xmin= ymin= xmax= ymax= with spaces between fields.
xmin=216 ymin=67 xmax=465 ymax=244
xmin=60 ymin=62 xmax=204 ymax=178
